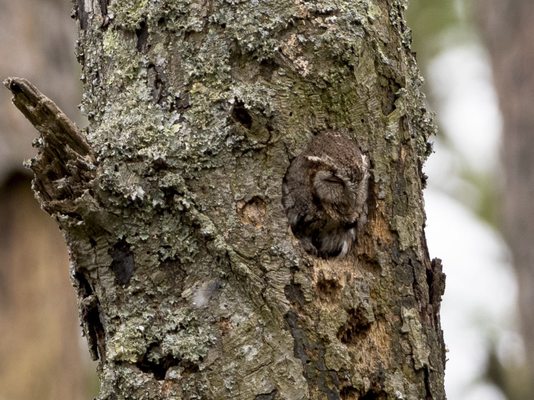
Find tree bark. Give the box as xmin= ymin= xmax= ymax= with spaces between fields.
xmin=478 ymin=0 xmax=534 ymax=389
xmin=6 ymin=0 xmax=446 ymax=399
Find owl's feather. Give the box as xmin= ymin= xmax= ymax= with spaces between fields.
xmin=282 ymin=132 xmax=369 ymax=259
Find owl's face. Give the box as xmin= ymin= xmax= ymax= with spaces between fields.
xmin=312 ymin=168 xmax=352 ymax=213
xmin=308 ymin=157 xmax=360 ymax=223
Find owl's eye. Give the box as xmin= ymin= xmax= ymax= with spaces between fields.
xmin=322 ymin=175 xmax=344 ymax=185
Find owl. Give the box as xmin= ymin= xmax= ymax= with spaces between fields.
xmin=282 ymin=132 xmax=369 ymax=259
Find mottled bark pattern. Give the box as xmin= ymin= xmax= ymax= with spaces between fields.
xmin=20 ymin=0 xmax=445 ymax=398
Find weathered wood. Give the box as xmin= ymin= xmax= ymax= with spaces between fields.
xmin=4 ymin=77 xmax=95 ymax=214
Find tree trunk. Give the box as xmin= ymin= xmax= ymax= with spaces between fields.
xmin=5 ymin=0 xmax=446 ymax=398
xmin=478 ymin=0 xmax=534 ymax=389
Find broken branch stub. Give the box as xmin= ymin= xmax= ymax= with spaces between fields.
xmin=3 ymin=77 xmax=95 ymax=215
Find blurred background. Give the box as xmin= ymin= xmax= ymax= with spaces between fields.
xmin=409 ymin=0 xmax=534 ymax=399
xmin=0 ymin=0 xmax=532 ymax=399
xmin=0 ymin=0 xmax=97 ymax=398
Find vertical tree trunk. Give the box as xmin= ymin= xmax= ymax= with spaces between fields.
xmin=6 ymin=0 xmax=446 ymax=398
xmin=478 ymin=0 xmax=534 ymax=387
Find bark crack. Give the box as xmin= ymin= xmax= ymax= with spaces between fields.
xmin=284 ymin=310 xmax=341 ymax=399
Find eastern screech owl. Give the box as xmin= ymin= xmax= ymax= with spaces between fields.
xmin=282 ymin=132 xmax=370 ymax=259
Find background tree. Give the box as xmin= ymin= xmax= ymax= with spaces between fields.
xmin=6 ymin=0 xmax=446 ymax=398
xmin=408 ymin=1 xmax=529 ymax=398
xmin=479 ymin=1 xmax=534 ymax=398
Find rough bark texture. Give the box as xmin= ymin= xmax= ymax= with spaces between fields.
xmin=478 ymin=0 xmax=534 ymax=385
xmin=7 ymin=0 xmax=445 ymax=398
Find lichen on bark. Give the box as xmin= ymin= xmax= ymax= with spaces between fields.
xmin=6 ymin=0 xmax=445 ymax=398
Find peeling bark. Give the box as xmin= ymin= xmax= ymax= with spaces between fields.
xmin=5 ymin=0 xmax=446 ymax=398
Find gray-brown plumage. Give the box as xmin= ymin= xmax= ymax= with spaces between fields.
xmin=282 ymin=132 xmax=370 ymax=259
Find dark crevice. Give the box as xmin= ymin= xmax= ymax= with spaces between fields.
xmin=161 ymin=186 xmax=181 ymax=207
xmin=147 ymin=64 xmax=165 ymax=104
xmin=136 ymin=20 xmax=149 ymax=52
xmin=151 ymin=156 xmax=169 ymax=172
xmin=310 ymin=7 xmax=338 ymax=17
xmin=231 ymin=100 xmax=253 ymax=129
xmin=381 ymin=82 xmax=400 ymax=116
xmin=136 ymin=353 xmax=182 ymax=380
xmin=74 ymin=268 xmax=107 ymax=361
xmin=285 ymin=311 xmax=341 ymax=399
xmin=258 ymin=58 xmax=278 ymax=80
xmin=339 ymin=386 xmax=358 ymax=400
xmin=98 ymin=0 xmax=109 ymax=17
xmin=285 ymin=310 xmax=311 ymax=367
xmin=74 ymin=0 xmax=88 ymax=29
xmin=337 ymin=307 xmax=372 ymax=345
xmin=360 ymin=389 xmax=387 ymax=400
xmin=109 ymin=239 xmax=135 ymax=285
xmin=182 ymin=360 xmax=200 ymax=374
xmin=135 ymin=344 xmax=198 ymax=381
xmin=255 ymin=389 xmax=278 ymax=400
xmin=173 ymin=92 xmax=191 ymax=112
xmin=81 ymin=295 xmax=106 ymax=361
xmin=87 ymin=303 xmax=105 ymax=360
xmin=359 ymin=370 xmax=387 ymax=400
xmin=374 ymin=55 xmax=403 ymax=116
xmin=408 ymin=256 xmax=431 ymax=325
xmin=418 ymin=157 xmax=428 ymax=188
xmin=74 ymin=269 xmax=93 ymax=298
xmin=284 ymin=283 xmax=305 ymax=308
